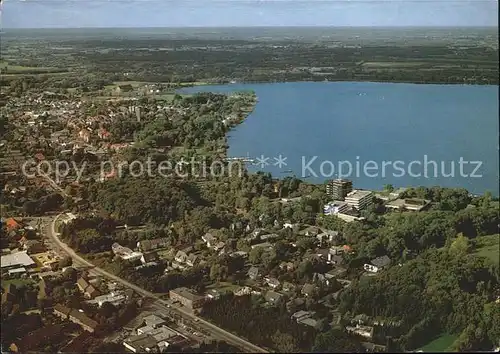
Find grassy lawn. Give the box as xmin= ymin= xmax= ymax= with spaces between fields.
xmin=1 ymin=278 xmax=35 ymax=290
xmin=206 ymin=281 xmax=240 ymax=293
xmin=418 ymin=333 xmax=457 ymax=352
xmin=473 ymin=234 xmax=499 ymax=266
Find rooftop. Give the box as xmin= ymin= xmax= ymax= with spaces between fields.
xmin=371 ymin=255 xmax=391 ymax=268
xmin=143 ymin=314 xmax=166 ymax=327
xmin=124 ymin=333 xmax=158 ymax=351
xmin=170 ymin=287 xmax=204 ymax=302
xmin=345 ymin=189 xmax=373 ymax=200
xmin=149 ymin=326 xmax=178 ymax=342
xmin=1 ymin=251 xmax=36 ymax=268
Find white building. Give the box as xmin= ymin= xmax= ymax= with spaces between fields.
xmin=323 ymin=201 xmax=349 ymax=215
xmin=87 ymin=292 xmax=126 ymax=308
xmin=1 ymin=251 xmax=36 ymax=270
xmin=363 ymin=255 xmax=391 ymax=273
xmin=344 ymin=190 xmax=374 ymax=210
xmin=111 ymin=243 xmax=142 ymax=262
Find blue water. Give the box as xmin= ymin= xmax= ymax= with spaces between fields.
xmin=182 ymin=82 xmax=499 ymax=196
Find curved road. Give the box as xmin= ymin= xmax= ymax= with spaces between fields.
xmin=47 ymin=214 xmax=267 ymax=353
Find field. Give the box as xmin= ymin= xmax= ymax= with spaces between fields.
xmin=473 ymin=234 xmax=499 ymax=266
xmin=0 ymin=61 xmax=66 ymax=74
xmin=418 ymin=333 xmax=458 ymax=352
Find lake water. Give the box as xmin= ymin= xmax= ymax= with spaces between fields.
xmin=182 ymin=82 xmax=499 ymax=196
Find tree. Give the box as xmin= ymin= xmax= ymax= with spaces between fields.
xmin=384 ymin=184 xmax=395 ymax=193
xmin=449 ymin=233 xmax=469 ymax=256
xmin=271 ymin=329 xmax=299 ymax=352
xmin=312 ymin=328 xmax=364 ymax=352
xmin=59 ymin=256 xmax=73 ymax=268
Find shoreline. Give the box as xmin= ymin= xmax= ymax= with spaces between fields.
xmin=186 ymin=79 xmax=498 ymax=88
xmin=180 ymin=87 xmax=498 ymax=197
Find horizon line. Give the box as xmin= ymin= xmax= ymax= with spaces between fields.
xmin=2 ymin=25 xmax=498 ymax=30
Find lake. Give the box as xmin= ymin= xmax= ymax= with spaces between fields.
xmin=182 ymin=82 xmax=499 ymax=196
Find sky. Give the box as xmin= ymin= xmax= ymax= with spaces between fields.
xmin=1 ymin=0 xmax=498 ymax=28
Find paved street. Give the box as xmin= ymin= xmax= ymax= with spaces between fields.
xmin=45 ymin=213 xmax=268 ymax=353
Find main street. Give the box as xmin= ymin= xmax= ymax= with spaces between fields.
xmin=45 ymin=213 xmax=268 ymax=353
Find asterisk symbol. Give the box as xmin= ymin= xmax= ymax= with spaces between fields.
xmin=255 ymin=154 xmax=270 ymax=169
xmin=273 ymin=154 xmax=287 ymax=168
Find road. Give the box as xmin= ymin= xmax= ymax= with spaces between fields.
xmin=46 ymin=213 xmax=268 ymax=353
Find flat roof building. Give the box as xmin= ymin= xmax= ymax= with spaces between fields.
xmin=344 ymin=190 xmax=374 ymax=211
xmin=323 ymin=201 xmax=349 ymax=215
xmin=169 ymin=287 xmax=204 ymax=311
xmin=385 ymin=198 xmax=430 ymax=212
xmin=1 ymin=251 xmax=36 ymax=270
xmin=326 ymin=179 xmax=353 ymax=201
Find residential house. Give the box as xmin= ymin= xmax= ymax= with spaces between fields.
xmin=264 ymin=290 xmax=284 ymax=304
xmin=264 ymin=277 xmax=280 ymax=289
xmin=5 ymin=218 xmax=21 ymax=232
xmin=283 ymin=222 xmax=296 ymax=229
xmin=279 ymin=262 xmax=295 ymax=272
xmin=137 ymin=238 xmax=169 ymax=252
xmin=361 ymin=342 xmax=388 ymax=353
xmin=169 ymin=287 xmax=204 ymax=311
xmin=78 ymin=129 xmax=91 ymax=143
xmin=260 ymin=233 xmax=280 ymax=242
xmin=301 ymin=283 xmax=317 ymax=297
xmin=328 ymin=252 xmax=344 ymax=265
xmin=291 ymin=310 xmax=315 ymax=322
xmin=234 ymin=286 xmax=252 ymax=296
xmin=346 ymin=324 xmax=374 ymax=339
xmin=205 ymin=289 xmax=221 ymax=300
xmin=115 ymin=84 xmax=134 ymax=95
xmin=325 ymin=267 xmax=347 ymax=279
xmin=230 ymin=251 xmax=248 ymax=259
xmin=363 ymin=255 xmax=391 ymax=273
xmin=69 ymin=309 xmax=98 ymax=333
xmin=23 ymin=240 xmax=45 ymax=254
xmin=53 ymin=304 xmax=99 ymax=332
xmin=213 ymin=241 xmax=226 ymax=252
xmin=97 ymin=128 xmax=111 ymax=140
xmin=76 ymin=277 xmax=101 ymax=299
xmin=140 ymin=252 xmax=159 ymax=265
xmin=247 ymin=266 xmax=261 ymax=280
xmin=313 ymin=272 xmax=330 ymax=286
xmin=76 ymin=277 xmax=90 ymax=293
xmin=282 ymin=281 xmax=297 ymax=293
xmin=250 ymin=242 xmax=273 ymax=251
xmin=316 ymin=230 xmax=339 ymax=244
xmin=301 ymin=225 xmax=321 ymax=237
xmin=123 ymin=333 xmax=158 ymax=353
xmin=186 ymin=253 xmax=199 ymax=267
xmin=299 ymin=317 xmax=322 ymax=330
xmin=202 ymin=233 xmax=217 ymax=248
xmin=87 ymin=292 xmax=126 ymax=308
